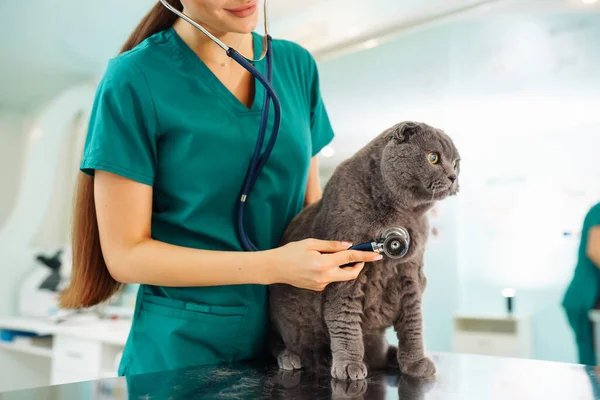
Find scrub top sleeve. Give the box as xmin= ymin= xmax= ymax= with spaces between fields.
xmin=306 ymin=53 xmax=335 ymax=157
xmin=80 ymin=59 xmax=160 ymax=187
xmin=586 ymin=203 xmax=600 ymax=227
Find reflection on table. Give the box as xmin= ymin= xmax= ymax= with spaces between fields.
xmin=1 ymin=352 xmax=598 ymax=399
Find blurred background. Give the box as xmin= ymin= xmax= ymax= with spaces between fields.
xmin=1 ymin=0 xmax=600 ymax=394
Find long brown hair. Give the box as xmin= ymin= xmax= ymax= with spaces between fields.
xmin=59 ymin=0 xmax=183 ymax=309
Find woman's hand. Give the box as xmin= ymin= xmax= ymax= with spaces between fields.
xmin=266 ymin=239 xmax=383 ymax=291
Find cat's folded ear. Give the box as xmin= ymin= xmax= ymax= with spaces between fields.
xmin=392 ymin=121 xmax=421 ymax=142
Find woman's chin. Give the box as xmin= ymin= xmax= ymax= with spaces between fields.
xmin=225 ymin=17 xmax=259 ymax=34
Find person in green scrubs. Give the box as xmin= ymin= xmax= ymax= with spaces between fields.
xmin=562 ymin=202 xmax=600 ymax=365
xmin=67 ymin=0 xmax=382 ymax=376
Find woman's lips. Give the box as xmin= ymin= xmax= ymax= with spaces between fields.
xmin=225 ymin=3 xmax=257 ymax=18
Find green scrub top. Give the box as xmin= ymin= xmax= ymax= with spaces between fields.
xmin=562 ymin=203 xmax=600 ymax=365
xmin=80 ymin=27 xmax=334 ymax=376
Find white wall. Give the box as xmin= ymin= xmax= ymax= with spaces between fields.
xmin=0 ymin=1 xmax=489 ymax=110
xmin=0 ymin=112 xmax=29 ymax=228
xmin=0 ymin=83 xmax=96 ymax=317
xmin=316 ymin=11 xmax=600 ymax=363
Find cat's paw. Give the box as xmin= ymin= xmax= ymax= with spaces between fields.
xmin=277 ymin=369 xmax=303 ymax=388
xmin=400 ymin=357 xmax=436 ymax=378
xmin=397 ymin=374 xmax=437 ymax=397
xmin=331 ymin=377 xmax=368 ymax=398
xmin=331 ymin=360 xmax=368 ymax=381
xmin=277 ymin=349 xmax=302 ymax=371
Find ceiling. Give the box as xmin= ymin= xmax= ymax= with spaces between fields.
xmin=1 ymin=0 xmax=599 ymax=111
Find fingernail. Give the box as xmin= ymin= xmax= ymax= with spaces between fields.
xmin=341 ymin=241 xmax=353 ymax=247
xmin=374 ymin=254 xmax=383 ymax=260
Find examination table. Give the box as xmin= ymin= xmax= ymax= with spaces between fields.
xmin=0 ymin=352 xmax=596 ymax=399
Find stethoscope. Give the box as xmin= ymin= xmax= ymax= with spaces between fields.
xmin=158 ymin=1 xmax=411 ymax=260
xmin=159 ymin=0 xmax=279 ymax=252
xmin=349 ymin=228 xmax=410 ymax=259
xmin=342 ymin=228 xmax=411 ymax=267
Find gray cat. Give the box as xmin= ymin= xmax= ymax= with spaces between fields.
xmin=268 ymin=121 xmax=460 ymax=381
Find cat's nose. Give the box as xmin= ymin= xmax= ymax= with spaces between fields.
xmin=448 ymin=175 xmax=457 ymax=183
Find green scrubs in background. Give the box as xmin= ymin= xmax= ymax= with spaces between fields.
xmin=80 ymin=27 xmax=334 ymax=375
xmin=562 ymin=203 xmax=600 ymax=366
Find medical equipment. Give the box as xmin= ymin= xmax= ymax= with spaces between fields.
xmin=158 ymin=0 xmax=280 ymax=252
xmin=502 ymin=288 xmax=516 ymax=314
xmin=342 ymin=227 xmax=411 ymax=267
xmin=18 ymin=249 xmax=68 ymax=318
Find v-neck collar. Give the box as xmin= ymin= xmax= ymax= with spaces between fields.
xmin=167 ymin=26 xmax=266 ymax=116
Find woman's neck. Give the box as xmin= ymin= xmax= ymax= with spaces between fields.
xmin=172 ymin=18 xmax=253 ymax=66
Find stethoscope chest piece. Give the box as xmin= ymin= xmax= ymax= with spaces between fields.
xmin=375 ymin=227 xmax=410 ymax=259
xmin=347 ymin=227 xmax=410 ymax=262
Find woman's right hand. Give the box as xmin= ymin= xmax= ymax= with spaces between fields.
xmin=266 ymin=238 xmax=383 ymax=291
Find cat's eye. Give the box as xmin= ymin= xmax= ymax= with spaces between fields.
xmin=453 ymin=159 xmax=459 ymax=170
xmin=427 ymin=152 xmax=440 ymax=165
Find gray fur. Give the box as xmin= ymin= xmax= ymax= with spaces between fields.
xmin=268 ymin=121 xmax=460 ymax=381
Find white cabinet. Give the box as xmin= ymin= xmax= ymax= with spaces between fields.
xmin=0 ymin=317 xmax=129 ymax=392
xmin=452 ymin=314 xmax=532 ymax=359
xmin=51 ymin=336 xmax=103 ymax=385
xmin=51 ymin=326 xmax=127 ymax=385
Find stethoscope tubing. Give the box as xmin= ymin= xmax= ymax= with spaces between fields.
xmin=228 ymin=43 xmax=281 ymax=251
xmin=158 ymin=0 xmax=281 ymax=251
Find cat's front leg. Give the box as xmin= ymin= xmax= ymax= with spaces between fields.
xmin=324 ymin=291 xmax=368 ymax=381
xmin=394 ymin=275 xmax=436 ymax=378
